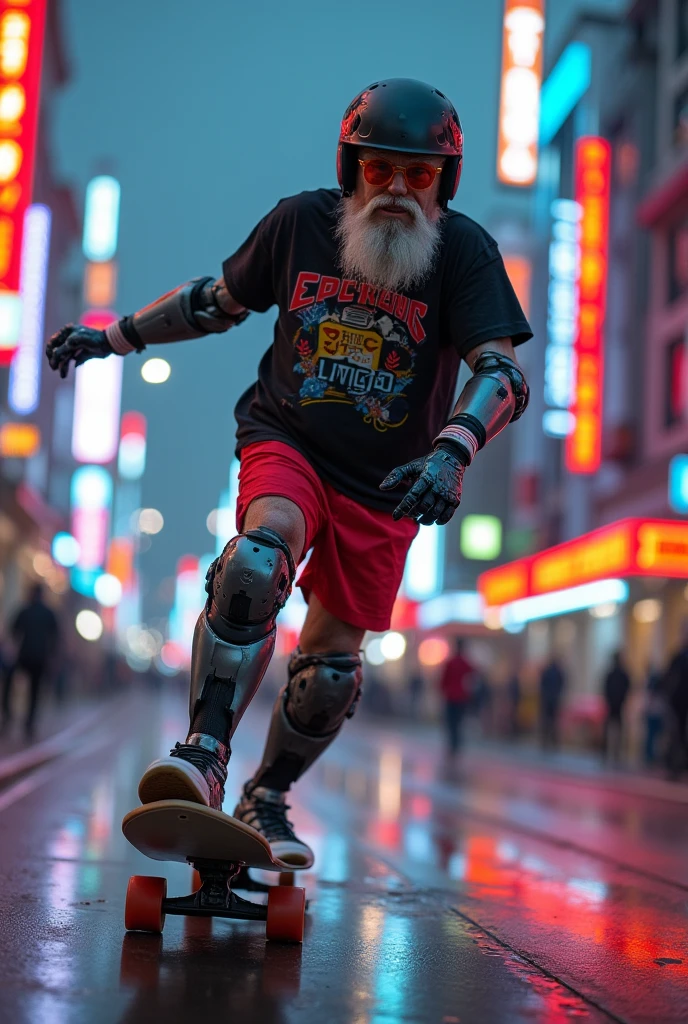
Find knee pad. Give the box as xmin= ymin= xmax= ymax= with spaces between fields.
xmin=206 ymin=526 xmax=295 ymax=643
xmin=285 ymin=649 xmax=363 ymax=737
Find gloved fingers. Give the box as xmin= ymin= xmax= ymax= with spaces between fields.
xmin=412 ymin=489 xmax=437 ymax=523
xmin=419 ymin=498 xmax=447 ymax=526
xmin=380 ymin=457 xmax=424 ymax=492
xmin=46 ymin=325 xmax=76 ymax=367
xmin=392 ymin=477 xmax=432 ymax=521
xmin=436 ymin=503 xmax=457 ymax=526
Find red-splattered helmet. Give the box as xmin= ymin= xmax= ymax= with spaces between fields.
xmin=337 ymin=78 xmax=463 ymax=207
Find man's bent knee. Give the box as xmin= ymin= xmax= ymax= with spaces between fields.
xmin=206 ymin=526 xmax=296 ymax=644
xmin=286 ymin=649 xmax=363 ymax=735
xmin=243 ymin=496 xmax=306 ymax=563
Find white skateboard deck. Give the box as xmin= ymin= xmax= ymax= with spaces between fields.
xmin=122 ymin=800 xmax=293 ymax=870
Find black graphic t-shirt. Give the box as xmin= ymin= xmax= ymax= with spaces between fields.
xmin=223 ymin=188 xmax=532 ymax=512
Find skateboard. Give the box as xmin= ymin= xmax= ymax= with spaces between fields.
xmin=122 ymin=800 xmax=307 ymax=942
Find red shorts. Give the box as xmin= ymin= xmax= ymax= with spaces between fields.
xmin=236 ymin=441 xmax=418 ymax=632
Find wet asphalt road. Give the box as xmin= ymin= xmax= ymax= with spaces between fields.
xmin=0 ymin=689 xmax=686 ymax=1024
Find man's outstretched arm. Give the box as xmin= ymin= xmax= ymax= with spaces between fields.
xmin=379 ymin=337 xmax=529 ymax=525
xmin=46 ymin=276 xmax=248 ymax=378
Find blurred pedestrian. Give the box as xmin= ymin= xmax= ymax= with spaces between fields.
xmin=602 ymin=650 xmax=631 ymax=764
xmin=662 ymin=626 xmax=688 ymax=778
xmin=1 ymin=583 xmax=60 ymax=739
xmin=643 ymin=667 xmax=665 ymax=766
xmin=438 ymin=638 xmax=474 ymax=756
xmin=506 ymin=670 xmax=521 ymax=739
xmin=408 ymin=670 xmax=424 ymax=718
xmin=539 ymin=657 xmax=566 ymax=752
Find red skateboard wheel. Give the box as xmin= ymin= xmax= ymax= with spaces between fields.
xmin=125 ymin=875 xmax=167 ymax=933
xmin=266 ymin=885 xmax=306 ymax=943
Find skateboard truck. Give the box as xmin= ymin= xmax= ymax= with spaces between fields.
xmin=125 ymin=858 xmax=306 ymax=942
xmin=165 ymin=861 xmax=267 ymax=921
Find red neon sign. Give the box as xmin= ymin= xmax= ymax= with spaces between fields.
xmin=0 ymin=0 xmax=47 ymax=365
xmin=478 ymin=518 xmax=688 ymax=607
xmin=565 ymin=136 xmax=611 ymax=474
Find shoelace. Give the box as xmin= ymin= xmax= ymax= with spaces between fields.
xmin=244 ymin=796 xmax=296 ymax=842
xmin=171 ymin=743 xmax=227 ymax=785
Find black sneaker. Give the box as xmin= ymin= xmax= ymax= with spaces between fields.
xmin=233 ymin=782 xmax=314 ymax=868
xmin=138 ymin=742 xmax=227 ymax=810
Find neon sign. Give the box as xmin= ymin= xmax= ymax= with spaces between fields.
xmin=0 ymin=0 xmax=47 ymax=364
xmin=543 ymin=199 xmax=581 ymax=437
xmin=479 ymin=518 xmax=688 ymax=608
xmin=496 ymin=0 xmax=545 ymax=186
xmin=565 ymin=136 xmax=611 ymax=474
xmin=8 ymin=202 xmax=50 ymax=413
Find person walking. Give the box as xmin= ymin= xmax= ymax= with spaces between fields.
xmin=662 ymin=628 xmax=688 ymax=778
xmin=438 ymin=638 xmax=474 ymax=756
xmin=539 ymin=657 xmax=566 ymax=752
xmin=643 ymin=668 xmax=665 ymax=766
xmin=2 ymin=583 xmax=60 ymax=739
xmin=602 ymin=650 xmax=631 ymax=764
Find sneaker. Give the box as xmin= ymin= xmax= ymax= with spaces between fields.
xmin=138 ymin=742 xmax=227 ymax=810
xmin=233 ymin=783 xmax=314 ymax=868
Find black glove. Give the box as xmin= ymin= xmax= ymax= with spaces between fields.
xmin=46 ymin=323 xmax=115 ymax=378
xmin=379 ymin=443 xmax=467 ymax=526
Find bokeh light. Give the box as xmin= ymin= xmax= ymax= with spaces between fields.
xmin=141 ymin=357 xmax=171 ymax=384
xmin=52 ymin=532 xmax=80 ymax=568
xmin=633 ymin=598 xmax=661 ymax=624
xmin=418 ymin=636 xmax=449 ymax=667
xmin=94 ymin=572 xmax=122 ymax=608
xmin=137 ymin=508 xmax=164 ymax=535
xmin=380 ymin=631 xmax=406 ymax=661
xmin=75 ymin=609 xmax=103 ymax=642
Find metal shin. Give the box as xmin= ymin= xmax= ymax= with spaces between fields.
xmin=251 ymin=650 xmax=363 ymax=791
xmin=185 ymin=526 xmax=295 ymax=753
xmin=186 ymin=611 xmax=276 ymax=752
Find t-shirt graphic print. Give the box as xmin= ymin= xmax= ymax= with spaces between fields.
xmin=288 ymin=270 xmax=430 ymax=433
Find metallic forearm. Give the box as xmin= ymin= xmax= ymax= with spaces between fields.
xmin=105 ymin=277 xmax=248 ymax=354
xmin=434 ymin=350 xmax=529 ymax=463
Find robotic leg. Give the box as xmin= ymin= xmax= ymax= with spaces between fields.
xmin=138 ymin=527 xmax=295 ymax=809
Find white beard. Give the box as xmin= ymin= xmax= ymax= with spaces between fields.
xmin=335 ymin=194 xmax=444 ymax=293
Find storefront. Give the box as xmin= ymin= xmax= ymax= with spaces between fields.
xmin=478 ymin=517 xmax=688 ymax=693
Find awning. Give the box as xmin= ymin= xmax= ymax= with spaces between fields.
xmin=478 ymin=518 xmax=688 ymax=608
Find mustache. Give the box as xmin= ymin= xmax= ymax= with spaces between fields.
xmin=361 ymin=194 xmax=422 ymax=221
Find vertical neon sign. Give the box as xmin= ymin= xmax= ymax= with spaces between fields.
xmin=496 ymin=0 xmax=545 ymax=187
xmin=565 ymin=137 xmax=611 ymax=474
xmin=0 ymin=0 xmax=47 ymax=362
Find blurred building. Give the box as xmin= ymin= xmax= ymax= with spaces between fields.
xmin=474 ymin=1 xmax=688 ymax=696
xmin=0 ymin=0 xmax=81 ymax=623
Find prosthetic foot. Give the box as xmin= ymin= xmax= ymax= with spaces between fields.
xmin=138 ymin=528 xmax=295 ymax=811
xmin=233 ymin=782 xmax=314 ymax=868
xmin=238 ymin=648 xmax=362 ymax=857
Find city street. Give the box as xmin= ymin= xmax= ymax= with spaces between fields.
xmin=1 ymin=690 xmax=687 ymax=1024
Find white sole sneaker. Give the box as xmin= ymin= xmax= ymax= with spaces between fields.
xmin=138 ymin=756 xmax=210 ymax=806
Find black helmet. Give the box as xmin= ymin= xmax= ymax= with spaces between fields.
xmin=337 ymin=78 xmax=463 ymax=207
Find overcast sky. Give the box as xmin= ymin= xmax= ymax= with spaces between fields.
xmin=52 ymin=0 xmax=627 ymax=616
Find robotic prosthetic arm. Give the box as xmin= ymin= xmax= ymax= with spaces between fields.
xmin=379 ymin=346 xmax=529 ymax=525
xmin=46 ymin=277 xmax=248 ymax=378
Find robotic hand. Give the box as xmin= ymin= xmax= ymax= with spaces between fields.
xmin=379 ymin=443 xmax=467 ymax=526
xmin=46 ymin=324 xmax=115 ymax=379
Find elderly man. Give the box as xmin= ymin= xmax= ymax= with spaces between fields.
xmin=47 ymin=79 xmax=531 ymax=868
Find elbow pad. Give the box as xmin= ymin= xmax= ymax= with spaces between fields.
xmin=433 ymin=351 xmax=529 ymax=464
xmin=106 ymin=277 xmax=249 ymax=352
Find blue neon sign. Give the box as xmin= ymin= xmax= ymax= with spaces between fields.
xmin=539 ymin=42 xmax=592 ymax=146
